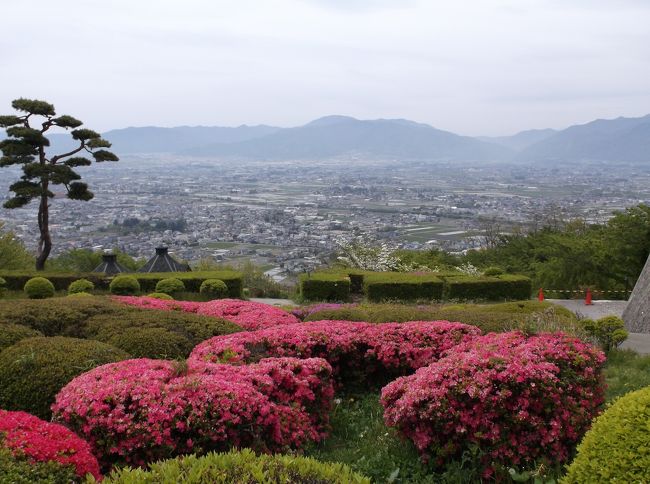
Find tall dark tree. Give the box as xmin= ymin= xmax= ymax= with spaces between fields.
xmin=0 ymin=98 xmax=118 ymax=270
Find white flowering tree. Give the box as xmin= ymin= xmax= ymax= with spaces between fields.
xmin=335 ymin=236 xmax=432 ymax=272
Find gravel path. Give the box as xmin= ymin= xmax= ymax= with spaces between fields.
xmin=249 ymin=298 xmax=295 ymax=307
xmin=549 ymin=299 xmax=650 ymax=355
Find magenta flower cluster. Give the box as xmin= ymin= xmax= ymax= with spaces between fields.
xmin=52 ymin=357 xmax=333 ymax=469
xmin=114 ymin=296 xmax=300 ymax=330
xmin=381 ymin=331 xmax=605 ymax=477
xmin=189 ymin=320 xmax=481 ymax=381
xmin=0 ymin=409 xmax=101 ymax=480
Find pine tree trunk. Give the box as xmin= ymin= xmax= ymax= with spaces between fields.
xmin=35 ymin=188 xmax=51 ymax=271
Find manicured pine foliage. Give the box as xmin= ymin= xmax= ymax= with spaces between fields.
xmin=0 ymin=98 xmax=118 ymax=270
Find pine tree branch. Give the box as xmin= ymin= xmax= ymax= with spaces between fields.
xmin=50 ymin=141 xmax=86 ymax=164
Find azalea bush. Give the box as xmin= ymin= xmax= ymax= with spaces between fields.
xmin=189 ymin=320 xmax=481 ymax=384
xmin=381 ymin=331 xmax=605 ymax=479
xmin=197 ymin=299 xmax=301 ymax=330
xmin=115 ymin=296 xmax=301 ymax=331
xmin=0 ymin=409 xmax=101 ymax=482
xmin=53 ymin=357 xmax=333 ymax=469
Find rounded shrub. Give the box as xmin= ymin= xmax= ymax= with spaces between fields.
xmin=200 ymin=278 xmax=228 ymax=298
xmin=147 ymin=292 xmax=174 ymax=300
xmin=23 ymin=277 xmax=55 ymax=299
xmin=581 ymin=315 xmax=629 ymax=352
xmin=0 ymin=323 xmax=43 ymax=352
xmin=84 ymin=309 xmax=242 ymax=357
xmin=563 ymin=386 xmax=650 ymax=483
xmin=196 ymin=299 xmax=301 ymax=330
xmin=190 ymin=320 xmax=481 ymax=385
xmin=483 ymin=266 xmax=505 ymax=276
xmin=98 ymin=448 xmax=369 ymax=483
xmin=109 ymin=275 xmax=140 ymax=295
xmin=381 ymin=332 xmax=606 ymax=478
xmin=0 ymin=409 xmax=101 ymax=482
xmin=155 ymin=278 xmax=185 ymax=296
xmin=0 ymin=336 xmax=129 ymax=419
xmin=0 ymin=276 xmax=6 ymax=297
xmin=68 ymin=278 xmax=94 ymax=295
xmin=53 ymin=357 xmax=334 ymax=468
xmin=0 ymin=297 xmax=121 ymax=337
xmin=104 ymin=327 xmax=193 ymax=359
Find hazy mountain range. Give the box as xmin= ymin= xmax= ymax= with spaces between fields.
xmin=4 ymin=113 xmax=650 ymax=163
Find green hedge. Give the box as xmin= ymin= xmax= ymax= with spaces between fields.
xmin=0 ymin=447 xmax=78 ymax=484
xmin=300 ymin=273 xmax=351 ymax=302
xmin=442 ymin=274 xmax=532 ymax=301
xmin=562 ymin=385 xmax=650 ymax=483
xmin=309 ymin=271 xmax=532 ymax=302
xmin=96 ymin=448 xmax=370 ymax=484
xmin=131 ymin=272 xmax=243 ymax=297
xmin=0 ymin=271 xmax=244 ymax=298
xmin=0 ymin=298 xmax=242 ymax=358
xmin=0 ymin=336 xmax=129 ymax=419
xmin=0 ymin=323 xmax=43 ymax=351
xmin=363 ymin=272 xmax=444 ymax=302
xmin=0 ymin=271 xmax=105 ymax=291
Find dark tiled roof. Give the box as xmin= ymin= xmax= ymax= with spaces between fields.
xmin=137 ymin=247 xmax=191 ymax=273
xmin=93 ymin=254 xmax=128 ymax=275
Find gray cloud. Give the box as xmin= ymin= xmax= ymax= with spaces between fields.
xmin=1 ymin=0 xmax=649 ymax=136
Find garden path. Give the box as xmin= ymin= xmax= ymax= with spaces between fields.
xmin=550 ymin=299 xmax=650 ymax=355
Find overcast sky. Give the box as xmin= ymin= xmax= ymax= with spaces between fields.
xmin=2 ymin=0 xmax=649 ymax=136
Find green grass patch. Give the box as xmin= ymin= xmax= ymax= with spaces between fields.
xmin=604 ymin=349 xmax=650 ymax=403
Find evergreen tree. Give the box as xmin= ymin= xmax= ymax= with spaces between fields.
xmin=0 ymin=98 xmax=118 ymax=270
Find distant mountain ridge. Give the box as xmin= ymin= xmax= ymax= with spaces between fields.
xmin=182 ymin=115 xmax=511 ymax=161
xmin=3 ymin=113 xmax=649 ymax=163
xmin=478 ymin=128 xmax=558 ymax=151
xmin=515 ymin=115 xmax=650 ymax=163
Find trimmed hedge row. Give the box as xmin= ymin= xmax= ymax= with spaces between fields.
xmin=0 ymin=271 xmax=244 ymax=298
xmin=96 ymin=449 xmax=370 ymax=483
xmin=299 ymin=273 xmax=351 ymax=302
xmin=363 ymin=272 xmax=444 ymax=302
xmin=443 ymin=274 xmax=532 ymax=301
xmin=301 ymin=271 xmax=532 ymax=302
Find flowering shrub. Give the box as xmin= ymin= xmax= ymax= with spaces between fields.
xmin=112 ymin=296 xmax=202 ymax=313
xmin=114 ymin=297 xmax=300 ymax=331
xmin=0 ymin=409 xmax=101 ymax=481
xmin=197 ymin=299 xmax=301 ymax=330
xmin=53 ymin=357 xmax=333 ymax=469
xmin=189 ymin=320 xmax=481 ymax=383
xmin=381 ymin=331 xmax=605 ymax=478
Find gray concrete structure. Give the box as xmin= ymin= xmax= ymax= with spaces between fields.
xmin=622 ymin=255 xmax=650 ymax=333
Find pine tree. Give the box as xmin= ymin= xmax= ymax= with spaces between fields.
xmin=0 ymin=98 xmax=118 ymax=270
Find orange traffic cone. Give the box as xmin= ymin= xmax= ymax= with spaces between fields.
xmin=585 ymin=288 xmax=593 ymax=305
xmin=538 ymin=288 xmax=544 ymax=302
